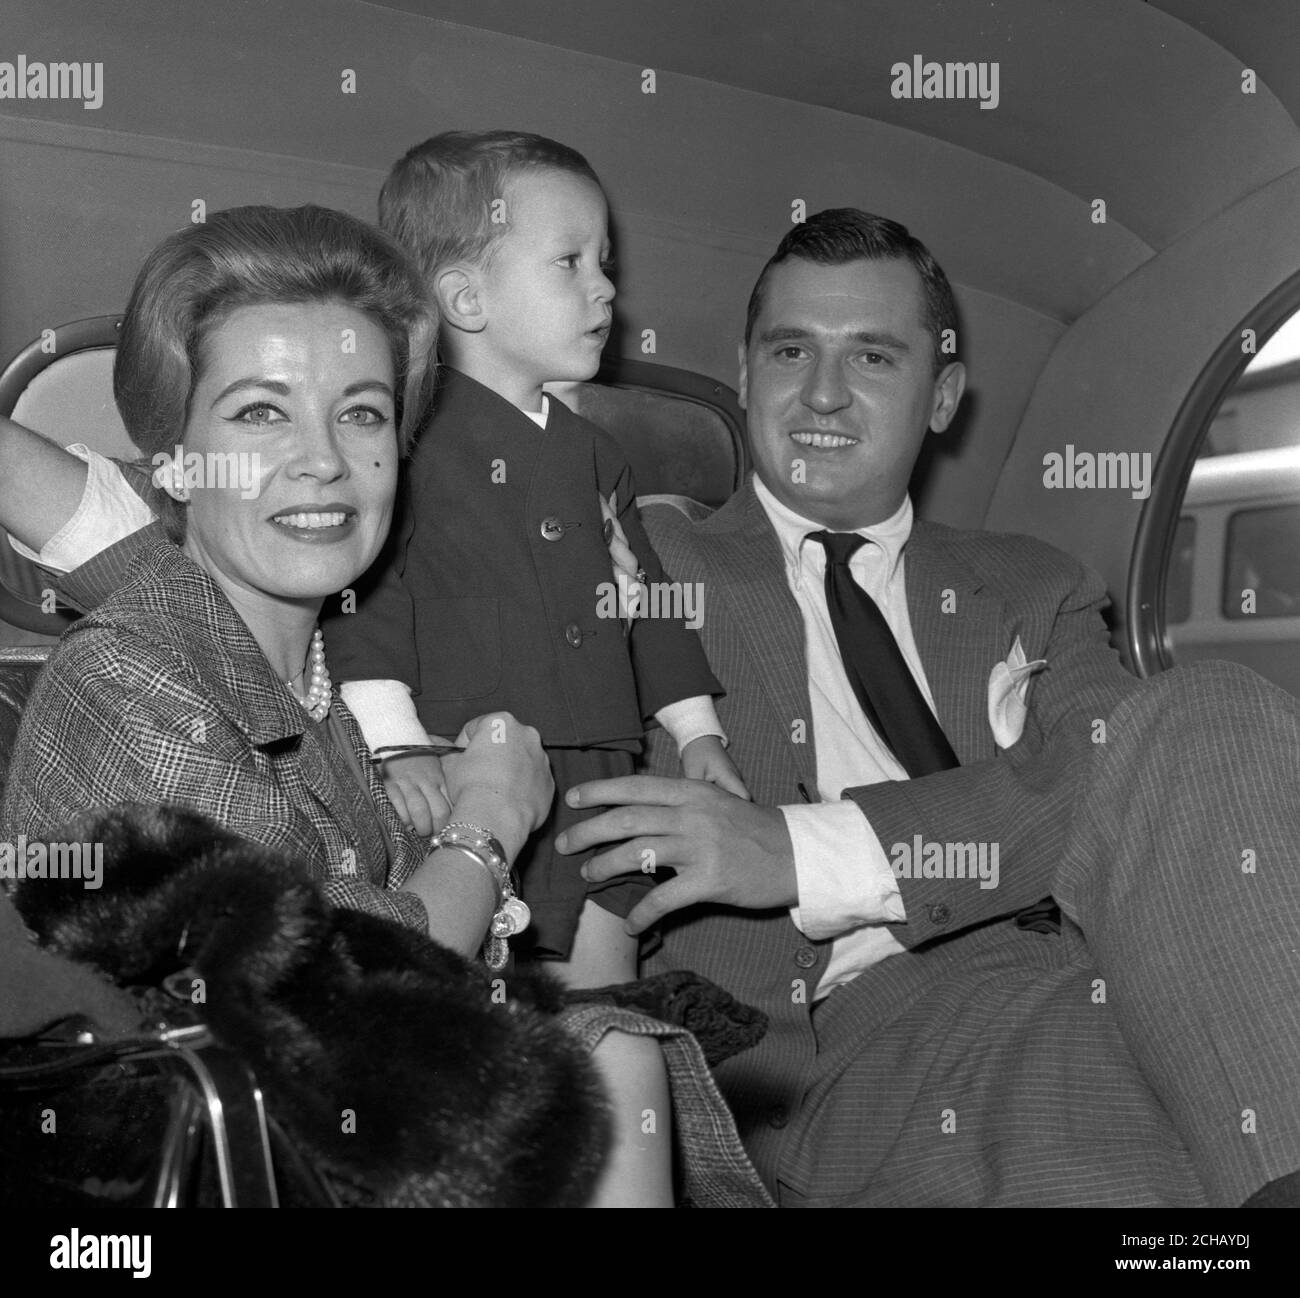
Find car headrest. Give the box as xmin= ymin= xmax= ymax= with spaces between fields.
xmin=552 ymin=357 xmax=747 ymax=509
xmin=0 ymin=316 xmax=131 ymax=458
xmin=9 ymin=350 xmax=131 ymax=457
xmin=0 ymin=317 xmax=133 ymax=643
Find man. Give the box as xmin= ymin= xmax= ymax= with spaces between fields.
xmin=557 ymin=209 xmax=1300 ymax=1207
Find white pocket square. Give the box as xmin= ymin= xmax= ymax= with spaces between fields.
xmin=987 ymin=636 xmax=1047 ymax=749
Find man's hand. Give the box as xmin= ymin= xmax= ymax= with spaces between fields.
xmin=556 ymin=775 xmax=796 ymax=934
xmin=381 ymin=752 xmax=450 ymax=839
xmin=679 ymin=734 xmax=751 ymax=800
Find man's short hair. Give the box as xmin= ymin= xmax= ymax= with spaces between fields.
xmin=379 ymin=130 xmax=603 ymax=291
xmin=744 ymin=208 xmax=958 ymax=372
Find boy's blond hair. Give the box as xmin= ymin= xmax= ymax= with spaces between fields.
xmin=379 ymin=130 xmax=603 ymax=294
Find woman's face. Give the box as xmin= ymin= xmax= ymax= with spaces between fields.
xmin=171 ymin=301 xmax=399 ymax=610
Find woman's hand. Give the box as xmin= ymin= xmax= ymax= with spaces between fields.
xmin=440 ymin=712 xmax=553 ymax=861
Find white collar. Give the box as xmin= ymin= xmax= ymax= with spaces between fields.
xmin=522 ymin=393 xmax=550 ymax=429
xmin=752 ymin=474 xmax=913 ymax=585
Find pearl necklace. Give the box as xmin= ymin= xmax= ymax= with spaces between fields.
xmin=286 ymin=627 xmax=331 ymax=722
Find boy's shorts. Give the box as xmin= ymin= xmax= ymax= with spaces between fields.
xmin=511 ymin=745 xmax=656 ymax=962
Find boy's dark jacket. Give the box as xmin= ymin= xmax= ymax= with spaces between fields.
xmin=325 ymin=368 xmax=721 ymax=747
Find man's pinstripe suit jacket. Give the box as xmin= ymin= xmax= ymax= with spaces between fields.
xmin=641 ymin=479 xmax=1145 ymax=1197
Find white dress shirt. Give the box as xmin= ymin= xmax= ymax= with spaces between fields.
xmin=754 ymin=477 xmax=945 ymax=998
xmin=7 ymin=444 xmax=154 ymax=573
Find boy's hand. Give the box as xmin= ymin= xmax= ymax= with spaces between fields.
xmin=679 ymin=735 xmax=750 ymax=801
xmin=601 ymin=491 xmax=645 ymax=620
xmin=380 ymin=751 xmax=451 ymax=839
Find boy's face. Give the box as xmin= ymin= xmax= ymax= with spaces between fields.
xmin=472 ymin=168 xmax=614 ymax=408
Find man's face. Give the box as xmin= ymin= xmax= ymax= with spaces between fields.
xmin=739 ymin=256 xmax=964 ymax=530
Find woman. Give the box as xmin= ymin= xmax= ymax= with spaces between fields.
xmin=0 ymin=205 xmax=770 ymax=1208
xmin=2 ymin=206 xmax=547 ymax=955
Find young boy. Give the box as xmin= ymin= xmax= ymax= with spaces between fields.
xmin=324 ymin=131 xmax=747 ymax=987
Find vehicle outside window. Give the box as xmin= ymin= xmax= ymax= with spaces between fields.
xmin=1166 ymin=313 xmax=1300 ymax=698
xmin=1168 ymin=450 xmax=1300 ymax=696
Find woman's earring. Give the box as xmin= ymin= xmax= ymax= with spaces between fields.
xmin=153 ymin=452 xmax=189 ymax=502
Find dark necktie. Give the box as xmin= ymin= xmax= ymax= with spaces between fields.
xmin=811 ymin=530 xmax=1061 ymax=936
xmin=810 ymin=530 xmax=959 ymax=778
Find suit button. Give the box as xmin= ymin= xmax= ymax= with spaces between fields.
xmin=564 ymin=623 xmax=583 ymax=647
xmin=540 ymin=516 xmax=565 ymax=541
xmin=793 ymin=945 xmax=817 ymax=968
xmin=767 ymin=1104 xmax=789 ymax=1129
xmin=928 ymin=903 xmax=952 ymax=926
xmin=602 ymin=517 xmax=615 ymax=545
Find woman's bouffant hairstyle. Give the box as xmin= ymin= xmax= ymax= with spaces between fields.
xmin=378 ymin=130 xmax=602 ymax=291
xmin=113 ymin=204 xmax=437 ymax=472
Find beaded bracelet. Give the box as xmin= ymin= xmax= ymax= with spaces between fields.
xmin=436 ymin=843 xmax=505 ymax=906
xmin=434 ymin=822 xmax=530 ymax=970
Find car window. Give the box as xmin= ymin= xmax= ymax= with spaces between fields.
xmin=1223 ymin=503 xmax=1300 ymax=620
xmin=1158 ymin=304 xmax=1300 ymax=699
